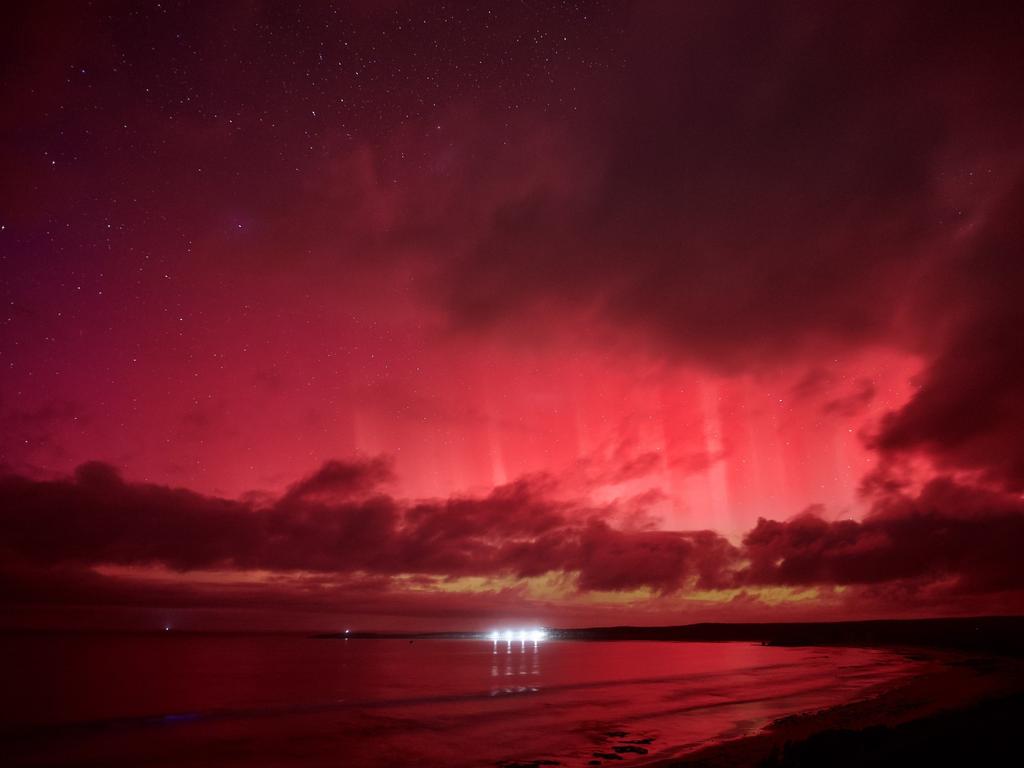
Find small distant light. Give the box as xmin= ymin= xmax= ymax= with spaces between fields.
xmin=489 ymin=631 xmax=500 ymax=642
xmin=344 ymin=629 xmax=350 ymax=634
xmin=164 ymin=626 xmax=170 ymax=632
xmin=503 ymin=630 xmax=513 ymax=642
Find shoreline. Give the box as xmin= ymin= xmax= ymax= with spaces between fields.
xmin=645 ymin=649 xmax=1024 ymax=767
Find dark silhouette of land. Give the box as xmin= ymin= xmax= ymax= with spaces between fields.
xmin=558 ymin=615 xmax=1024 ymax=655
xmin=317 ymin=614 xmax=1024 ymax=656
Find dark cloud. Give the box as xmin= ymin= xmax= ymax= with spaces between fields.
xmin=790 ymin=368 xmax=836 ymax=401
xmin=437 ymin=1 xmax=1024 ymax=369
xmin=281 ymin=457 xmax=396 ymax=503
xmin=4 ymin=460 xmax=1023 ymax=619
xmin=576 ymin=523 xmax=738 ymax=594
xmin=740 ymin=478 xmax=1024 ymax=593
xmin=822 ymin=379 xmax=876 ymax=417
xmin=789 ymin=371 xmax=877 ymax=416
xmin=0 ymin=461 xmax=736 ymax=597
xmin=672 ymin=450 xmax=730 ymax=476
xmin=576 ymin=522 xmax=714 ymax=594
xmin=871 ymin=181 xmax=1024 ymax=491
xmin=605 ymin=451 xmax=663 ymax=485
xmin=427 ymin=1 xmax=1024 ymax=503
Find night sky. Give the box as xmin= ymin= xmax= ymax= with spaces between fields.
xmin=2 ymin=1 xmax=1023 ymax=631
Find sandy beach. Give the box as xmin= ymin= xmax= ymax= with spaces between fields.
xmin=654 ymin=651 xmax=1024 ymax=768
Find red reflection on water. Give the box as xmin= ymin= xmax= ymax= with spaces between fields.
xmin=2 ymin=634 xmax=918 ymax=767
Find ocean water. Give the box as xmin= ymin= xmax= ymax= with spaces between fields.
xmin=1 ymin=633 xmax=917 ymax=767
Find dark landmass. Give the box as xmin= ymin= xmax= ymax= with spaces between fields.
xmin=316 ymin=615 xmax=1024 ymax=655
xmin=560 ymin=615 xmax=1024 ymax=655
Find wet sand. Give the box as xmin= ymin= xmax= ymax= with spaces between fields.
xmin=655 ymin=651 xmax=1024 ymax=768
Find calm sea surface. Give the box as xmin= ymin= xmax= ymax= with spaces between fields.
xmin=1 ymin=633 xmax=918 ymax=767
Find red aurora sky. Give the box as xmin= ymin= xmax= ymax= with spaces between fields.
xmin=2 ymin=1 xmax=1024 ymax=631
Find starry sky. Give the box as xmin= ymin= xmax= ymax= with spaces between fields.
xmin=2 ymin=1 xmax=1024 ymax=631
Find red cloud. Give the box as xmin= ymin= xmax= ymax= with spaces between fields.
xmin=0 ymin=461 xmax=737 ymax=596
xmin=741 ymin=479 xmax=1024 ymax=593
xmin=4 ymin=460 xmax=1023 ymax=623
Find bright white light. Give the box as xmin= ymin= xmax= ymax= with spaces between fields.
xmin=490 ymin=627 xmax=547 ymax=644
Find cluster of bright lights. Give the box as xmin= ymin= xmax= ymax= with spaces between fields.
xmin=488 ymin=628 xmax=547 ymax=643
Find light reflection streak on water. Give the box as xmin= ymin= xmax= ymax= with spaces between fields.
xmin=489 ymin=628 xmax=543 ymax=692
